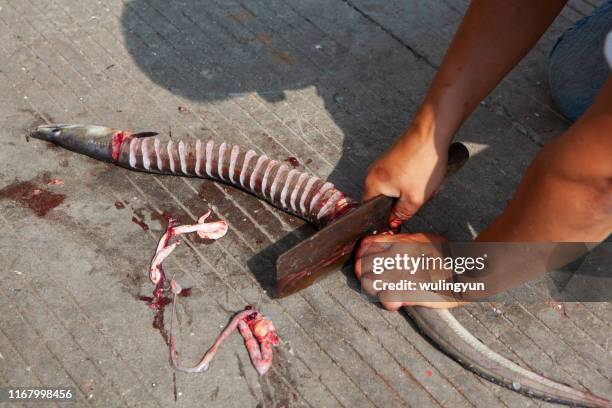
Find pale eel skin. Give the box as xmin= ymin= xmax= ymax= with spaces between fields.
xmin=149 ymin=210 xmax=228 ymax=286
xmin=31 ymin=124 xmax=611 ymax=407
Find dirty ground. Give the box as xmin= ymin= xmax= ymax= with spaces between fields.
xmin=0 ymin=0 xmax=610 ymax=407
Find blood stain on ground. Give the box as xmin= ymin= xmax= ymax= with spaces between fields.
xmin=152 ymin=302 xmax=170 ymax=345
xmin=132 ymin=216 xmax=150 ymax=231
xmin=151 ymin=210 xmax=177 ymax=230
xmin=178 ymin=287 xmax=192 ymax=297
xmin=114 ymin=201 xmax=125 ymax=209
xmin=138 ymin=283 xmax=171 ymax=344
xmin=0 ymin=181 xmax=65 ymax=217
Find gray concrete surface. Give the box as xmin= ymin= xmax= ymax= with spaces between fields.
xmin=0 ymin=0 xmax=610 ymax=407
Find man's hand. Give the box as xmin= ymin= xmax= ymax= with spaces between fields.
xmin=354 ymin=232 xmax=466 ymax=310
xmin=363 ymin=124 xmax=449 ymax=228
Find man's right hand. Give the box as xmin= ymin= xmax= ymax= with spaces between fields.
xmin=363 ymin=125 xmax=450 ymax=228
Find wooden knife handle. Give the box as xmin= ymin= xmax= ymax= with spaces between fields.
xmin=446 ymin=142 xmax=470 ymax=177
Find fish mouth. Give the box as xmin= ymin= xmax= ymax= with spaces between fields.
xmin=30 ymin=124 xmax=72 ymax=142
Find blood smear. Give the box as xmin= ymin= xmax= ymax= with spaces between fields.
xmin=47 ymin=178 xmax=64 ymax=186
xmin=0 ymin=181 xmax=65 ymax=217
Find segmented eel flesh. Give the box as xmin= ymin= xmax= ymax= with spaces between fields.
xmin=118 ymin=130 xmax=356 ymax=226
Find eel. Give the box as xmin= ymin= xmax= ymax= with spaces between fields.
xmin=31 ymin=124 xmax=611 ymax=408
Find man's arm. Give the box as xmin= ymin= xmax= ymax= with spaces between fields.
xmin=364 ymin=0 xmax=567 ymax=225
xmin=450 ymin=83 xmax=612 ymax=299
xmin=357 ymin=80 xmax=612 ymax=310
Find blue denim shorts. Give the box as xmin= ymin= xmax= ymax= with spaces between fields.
xmin=549 ymin=1 xmax=612 ymax=122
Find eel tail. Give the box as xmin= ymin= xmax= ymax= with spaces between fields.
xmin=406 ymin=307 xmax=612 ymax=408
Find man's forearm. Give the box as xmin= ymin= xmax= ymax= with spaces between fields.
xmin=409 ymin=0 xmax=567 ymax=146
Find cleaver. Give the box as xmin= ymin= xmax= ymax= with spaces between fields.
xmin=276 ymin=142 xmax=469 ymax=298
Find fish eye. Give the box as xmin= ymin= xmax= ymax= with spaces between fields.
xmin=51 ymin=127 xmax=61 ymax=136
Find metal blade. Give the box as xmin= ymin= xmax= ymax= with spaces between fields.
xmin=276 ymin=195 xmax=394 ymax=298
xmin=274 ymin=142 xmax=470 ymax=298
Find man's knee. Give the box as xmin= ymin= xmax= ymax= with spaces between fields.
xmin=548 ymin=1 xmax=612 ymax=122
xmin=536 ymin=115 xmax=612 ymax=222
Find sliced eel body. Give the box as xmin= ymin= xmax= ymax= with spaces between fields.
xmin=31 ymin=125 xmax=612 ymax=407
xmin=118 ymin=134 xmax=356 ymax=226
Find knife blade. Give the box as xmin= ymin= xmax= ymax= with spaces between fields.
xmin=276 ymin=142 xmax=469 ymax=298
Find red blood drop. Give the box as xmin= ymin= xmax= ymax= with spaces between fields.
xmin=286 ymin=157 xmax=299 ymax=167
